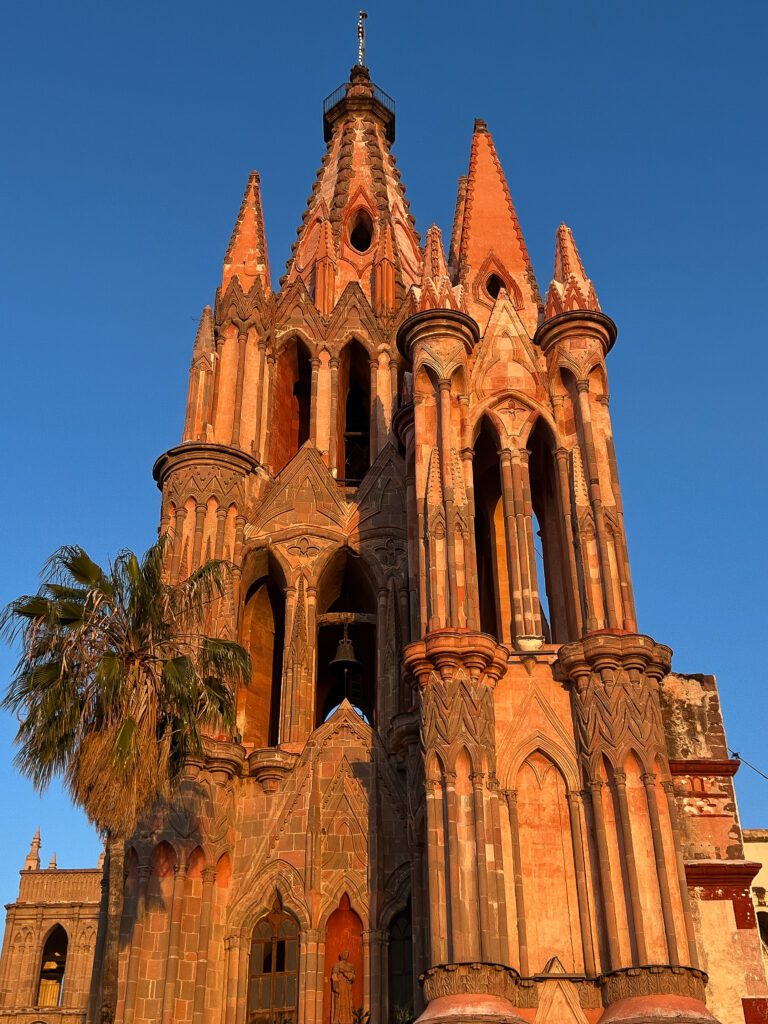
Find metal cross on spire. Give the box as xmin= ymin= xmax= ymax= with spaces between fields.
xmin=357 ymin=10 xmax=368 ymax=66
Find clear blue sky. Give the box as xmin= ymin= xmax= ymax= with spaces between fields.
xmin=1 ymin=0 xmax=766 ymax=909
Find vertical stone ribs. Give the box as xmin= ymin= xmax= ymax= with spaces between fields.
xmin=558 ymin=633 xmax=701 ymax=979
xmin=404 ymin=633 xmax=509 ymax=970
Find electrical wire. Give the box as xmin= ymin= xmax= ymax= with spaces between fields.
xmin=729 ymin=749 xmax=768 ymax=784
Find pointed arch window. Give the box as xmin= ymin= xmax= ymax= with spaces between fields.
xmin=240 ymin=553 xmax=287 ymax=748
xmin=37 ymin=925 xmax=67 ymax=1007
xmin=272 ymin=337 xmax=313 ymax=474
xmin=337 ymin=340 xmax=371 ymax=486
xmin=248 ymin=898 xmax=299 ymax=1024
xmin=472 ymin=419 xmax=506 ymax=641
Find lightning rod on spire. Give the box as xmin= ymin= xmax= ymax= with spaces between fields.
xmin=357 ymin=11 xmax=368 ymax=67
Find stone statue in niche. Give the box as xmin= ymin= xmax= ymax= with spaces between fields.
xmin=330 ymin=950 xmax=355 ymax=1024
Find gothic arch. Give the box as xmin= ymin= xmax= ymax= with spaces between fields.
xmin=228 ymin=860 xmax=311 ymax=936
xmin=501 ymin=736 xmax=580 ymax=794
xmin=317 ymin=884 xmax=369 ymax=934
xmin=36 ymin=924 xmax=69 ymax=1009
xmin=379 ymin=862 xmax=412 ymax=932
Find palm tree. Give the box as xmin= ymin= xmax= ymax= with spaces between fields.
xmin=1 ymin=538 xmax=250 ymax=1024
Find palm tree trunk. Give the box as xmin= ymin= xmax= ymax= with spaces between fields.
xmin=99 ymin=833 xmax=125 ymax=1024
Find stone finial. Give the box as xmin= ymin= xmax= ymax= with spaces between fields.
xmin=23 ymin=827 xmax=41 ymax=871
xmin=47 ymin=852 xmax=57 ymax=870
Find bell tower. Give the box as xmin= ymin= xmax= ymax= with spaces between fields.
xmin=138 ymin=41 xmax=766 ymax=1024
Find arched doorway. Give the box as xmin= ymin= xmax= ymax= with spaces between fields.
xmin=323 ymin=894 xmax=364 ymax=1024
xmin=247 ymin=897 xmax=300 ymax=1024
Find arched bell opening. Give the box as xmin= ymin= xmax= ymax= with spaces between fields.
xmin=271 ymin=336 xmax=313 ymax=474
xmin=37 ymin=924 xmax=68 ymax=1008
xmin=240 ymin=552 xmax=287 ymax=747
xmin=337 ymin=340 xmax=371 ymax=486
xmin=527 ymin=418 xmax=570 ymax=643
xmin=315 ymin=549 xmax=376 ymax=726
xmin=472 ymin=418 xmax=507 ymax=642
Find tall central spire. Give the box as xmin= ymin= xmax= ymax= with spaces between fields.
xmin=282 ymin=61 xmax=421 ymax=310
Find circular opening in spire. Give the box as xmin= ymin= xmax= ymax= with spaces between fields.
xmin=349 ymin=209 xmax=374 ymax=253
xmin=485 ymin=273 xmax=504 ymax=300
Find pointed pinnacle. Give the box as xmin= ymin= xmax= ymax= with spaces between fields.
xmin=554 ymin=223 xmax=588 ymax=284
xmin=421 ymin=224 xmax=449 ymax=285
xmin=192 ymin=305 xmax=214 ymax=358
xmin=545 ymin=222 xmax=601 ymax=318
xmin=222 ymin=171 xmax=271 ymax=293
xmin=23 ymin=828 xmax=41 ymax=871
xmin=48 ymin=852 xmax=57 ymax=870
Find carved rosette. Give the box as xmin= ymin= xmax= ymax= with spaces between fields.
xmin=404 ymin=630 xmax=507 ymax=770
xmin=558 ymin=633 xmax=671 ymax=781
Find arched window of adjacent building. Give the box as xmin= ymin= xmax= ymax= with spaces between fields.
xmin=37 ymin=925 xmax=67 ymax=1007
xmin=527 ymin=419 xmax=570 ymax=643
xmin=315 ymin=549 xmax=376 ymax=725
xmin=240 ymin=552 xmax=286 ymax=747
xmin=758 ymin=910 xmax=768 ymax=952
xmin=388 ymin=902 xmax=414 ymax=1022
xmin=338 ymin=340 xmax=371 ymax=485
xmin=472 ymin=418 xmax=507 ymax=641
xmin=271 ymin=337 xmax=312 ymax=474
xmin=248 ymin=897 xmax=299 ymax=1024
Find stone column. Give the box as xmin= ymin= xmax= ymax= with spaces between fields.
xmin=559 ymin=632 xmax=712 ymax=1024
xmin=160 ymin=857 xmax=188 ymax=1024
xmin=123 ymin=862 xmax=151 ymax=1024
xmin=309 ymin=356 xmax=320 ymax=445
xmin=253 ymin=339 xmax=268 ymax=461
xmin=191 ymin=868 xmax=216 ymax=1024
xmin=328 ymin=356 xmax=340 ymax=477
xmin=223 ymin=935 xmax=240 ymax=1024
xmin=405 ymin=632 xmax=520 ymax=1024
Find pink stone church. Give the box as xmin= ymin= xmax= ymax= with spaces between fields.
xmin=1 ymin=53 xmax=766 ymax=1024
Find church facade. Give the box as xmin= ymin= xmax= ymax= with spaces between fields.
xmin=1 ymin=62 xmax=767 ymax=1024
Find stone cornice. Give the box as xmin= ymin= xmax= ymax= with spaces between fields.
xmin=685 ymin=860 xmax=761 ymax=888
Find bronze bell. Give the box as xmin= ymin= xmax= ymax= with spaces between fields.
xmin=329 ymin=624 xmax=361 ymax=671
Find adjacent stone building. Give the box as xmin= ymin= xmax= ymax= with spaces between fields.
xmin=1 ymin=57 xmax=767 ymax=1024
